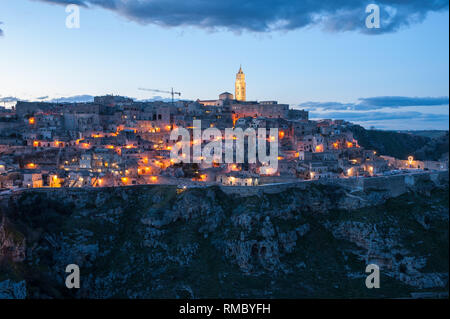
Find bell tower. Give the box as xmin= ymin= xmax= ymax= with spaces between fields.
xmin=235 ymin=65 xmax=246 ymax=101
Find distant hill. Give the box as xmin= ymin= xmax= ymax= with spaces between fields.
xmin=349 ymin=125 xmax=449 ymax=161
xmin=399 ymin=130 xmax=449 ymax=139
xmin=414 ymin=132 xmax=449 ymax=161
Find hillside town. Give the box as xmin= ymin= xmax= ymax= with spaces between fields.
xmin=0 ymin=68 xmax=448 ymax=190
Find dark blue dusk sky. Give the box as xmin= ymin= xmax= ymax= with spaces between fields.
xmin=0 ymin=0 xmax=448 ymax=129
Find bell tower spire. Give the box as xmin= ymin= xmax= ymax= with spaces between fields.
xmin=235 ymin=65 xmax=246 ymax=101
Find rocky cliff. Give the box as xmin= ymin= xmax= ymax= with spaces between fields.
xmin=0 ymin=176 xmax=448 ymax=299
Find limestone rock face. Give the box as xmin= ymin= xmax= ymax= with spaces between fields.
xmin=327 ymin=221 xmax=449 ymax=289
xmin=0 ymin=179 xmax=448 ymax=298
xmin=0 ymin=217 xmax=26 ymax=262
xmin=0 ymin=280 xmax=26 ymax=299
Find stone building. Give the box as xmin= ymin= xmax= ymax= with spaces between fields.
xmin=217 ymin=171 xmax=259 ymax=186
xmin=235 ymin=66 xmax=246 ymax=101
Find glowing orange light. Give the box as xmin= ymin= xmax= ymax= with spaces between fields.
xmin=347 ymin=142 xmax=353 ymax=148
xmin=28 ymin=117 xmax=35 ymax=125
xmin=279 ymin=131 xmax=285 ymax=139
xmin=315 ymin=145 xmax=324 ymax=153
xmin=150 ymin=176 xmax=158 ymax=182
xmin=26 ymin=163 xmax=36 ymax=169
xmin=33 ymin=141 xmax=39 ymax=147
xmin=232 ymin=114 xmax=239 ymax=127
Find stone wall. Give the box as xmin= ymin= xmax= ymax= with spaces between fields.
xmin=2 ymin=171 xmax=447 ymax=201
xmin=220 ymin=171 xmax=448 ymax=198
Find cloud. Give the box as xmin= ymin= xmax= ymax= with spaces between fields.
xmin=302 ymin=97 xmax=450 ymax=129
xmin=44 ymin=94 xmax=174 ymax=103
xmin=299 ymin=96 xmax=449 ymax=111
xmin=46 ymin=95 xmax=95 ymax=103
xmin=298 ymin=101 xmax=354 ymax=111
xmin=136 ymin=96 xmax=178 ymax=102
xmin=310 ymin=111 xmax=449 ymax=122
xmin=309 ymin=110 xmax=449 ymax=130
xmin=37 ymin=0 xmax=88 ymax=6
xmin=0 ymin=96 xmax=23 ymax=103
xmin=34 ymin=0 xmax=449 ymax=34
xmin=0 ymin=95 xmax=95 ymax=103
xmin=357 ymin=96 xmax=450 ymax=109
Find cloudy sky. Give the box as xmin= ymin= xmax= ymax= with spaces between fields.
xmin=0 ymin=0 xmax=448 ymax=130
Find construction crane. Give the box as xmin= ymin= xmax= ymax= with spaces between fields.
xmin=138 ymin=87 xmax=181 ymax=105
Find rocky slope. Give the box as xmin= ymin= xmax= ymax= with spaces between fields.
xmin=0 ymin=179 xmax=448 ymax=299
xmin=349 ymin=125 xmax=449 ymax=161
